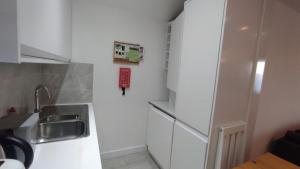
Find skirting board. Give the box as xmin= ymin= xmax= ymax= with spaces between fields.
xmin=101 ymin=145 xmax=147 ymax=159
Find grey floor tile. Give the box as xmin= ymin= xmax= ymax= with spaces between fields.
xmin=102 ymin=151 xmax=159 ymax=169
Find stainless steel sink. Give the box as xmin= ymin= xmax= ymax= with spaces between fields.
xmin=39 ymin=114 xmax=80 ymax=123
xmin=32 ymin=104 xmax=90 ymax=144
xmin=37 ymin=120 xmax=85 ymax=140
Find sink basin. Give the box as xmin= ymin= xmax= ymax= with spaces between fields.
xmin=39 ymin=114 xmax=80 ymax=123
xmin=37 ymin=120 xmax=85 ymax=141
xmin=32 ymin=104 xmax=90 ymax=144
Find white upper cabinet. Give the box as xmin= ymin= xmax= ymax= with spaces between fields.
xmin=0 ymin=0 xmax=72 ymax=63
xmin=0 ymin=0 xmax=19 ymax=63
xmin=19 ymin=0 xmax=72 ymax=62
xmin=167 ymin=12 xmax=184 ymax=92
xmin=175 ymin=0 xmax=226 ymax=135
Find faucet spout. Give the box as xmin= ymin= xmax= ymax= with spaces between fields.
xmin=34 ymin=85 xmax=51 ymax=113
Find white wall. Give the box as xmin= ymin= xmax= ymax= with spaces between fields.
xmin=248 ymin=0 xmax=300 ymax=159
xmin=72 ymin=0 xmax=168 ymax=154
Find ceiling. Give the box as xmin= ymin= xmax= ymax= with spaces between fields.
xmin=280 ymin=0 xmax=300 ymax=13
xmin=87 ymin=0 xmax=300 ymax=21
xmin=96 ymin=0 xmax=186 ymax=21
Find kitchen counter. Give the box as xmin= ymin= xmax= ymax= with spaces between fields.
xmin=0 ymin=113 xmax=31 ymax=130
xmin=27 ymin=103 xmax=102 ymax=169
xmin=149 ymin=101 xmax=175 ymax=117
xmin=233 ymin=153 xmax=299 ymax=169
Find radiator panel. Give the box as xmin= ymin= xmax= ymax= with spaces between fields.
xmin=215 ymin=121 xmax=247 ymax=169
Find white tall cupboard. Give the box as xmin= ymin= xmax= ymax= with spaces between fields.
xmin=175 ymin=0 xmax=226 ymax=136
xmin=0 ymin=0 xmax=72 ymax=63
xmin=169 ymin=0 xmax=226 ymax=169
xmin=149 ymin=0 xmax=263 ymax=168
xmin=149 ymin=0 xmax=226 ymax=169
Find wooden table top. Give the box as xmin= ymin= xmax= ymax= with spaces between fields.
xmin=233 ymin=153 xmax=300 ymax=169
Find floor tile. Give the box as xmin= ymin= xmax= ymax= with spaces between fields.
xmin=102 ymin=151 xmax=159 ymax=169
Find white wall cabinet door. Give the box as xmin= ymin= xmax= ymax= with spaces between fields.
xmin=175 ymin=0 xmax=226 ymax=135
xmin=19 ymin=0 xmax=72 ymax=62
xmin=170 ymin=121 xmax=208 ymax=169
xmin=167 ymin=12 xmax=184 ymax=92
xmin=0 ymin=0 xmax=19 ymax=63
xmin=147 ymin=105 xmax=175 ymax=169
xmin=0 ymin=0 xmax=72 ymax=63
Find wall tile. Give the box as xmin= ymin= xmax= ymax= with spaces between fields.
xmin=0 ymin=63 xmax=42 ymax=117
xmin=42 ymin=63 xmax=94 ymax=104
xmin=0 ymin=62 xmax=93 ymax=119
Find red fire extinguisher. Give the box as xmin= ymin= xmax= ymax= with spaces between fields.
xmin=119 ymin=68 xmax=131 ymax=96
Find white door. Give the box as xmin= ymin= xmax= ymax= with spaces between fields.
xmin=147 ymin=105 xmax=175 ymax=169
xmin=170 ymin=121 xmax=208 ymax=169
xmin=167 ymin=12 xmax=184 ymax=93
xmin=175 ymin=0 xmax=226 ymax=135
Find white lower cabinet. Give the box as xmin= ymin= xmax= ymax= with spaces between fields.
xmin=147 ymin=105 xmax=175 ymax=169
xmin=170 ymin=121 xmax=208 ymax=169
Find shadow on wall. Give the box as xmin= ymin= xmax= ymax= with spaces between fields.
xmin=42 ymin=63 xmax=94 ymax=105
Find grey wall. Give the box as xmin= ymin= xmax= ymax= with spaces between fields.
xmin=42 ymin=63 xmax=93 ymax=104
xmin=0 ymin=63 xmax=42 ymax=118
xmin=0 ymin=63 xmax=93 ymax=119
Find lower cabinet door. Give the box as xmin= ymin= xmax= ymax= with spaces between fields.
xmin=171 ymin=121 xmax=208 ymax=169
xmin=147 ymin=105 xmax=175 ymax=169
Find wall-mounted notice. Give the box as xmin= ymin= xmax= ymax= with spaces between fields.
xmin=113 ymin=41 xmax=144 ymax=64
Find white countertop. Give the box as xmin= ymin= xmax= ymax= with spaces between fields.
xmin=149 ymin=101 xmax=175 ymax=117
xmin=28 ymin=103 xmax=102 ymax=169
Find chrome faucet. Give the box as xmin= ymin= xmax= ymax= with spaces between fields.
xmin=34 ymin=85 xmax=51 ymax=113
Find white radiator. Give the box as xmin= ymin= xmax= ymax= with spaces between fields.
xmin=215 ymin=121 xmax=247 ymax=169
